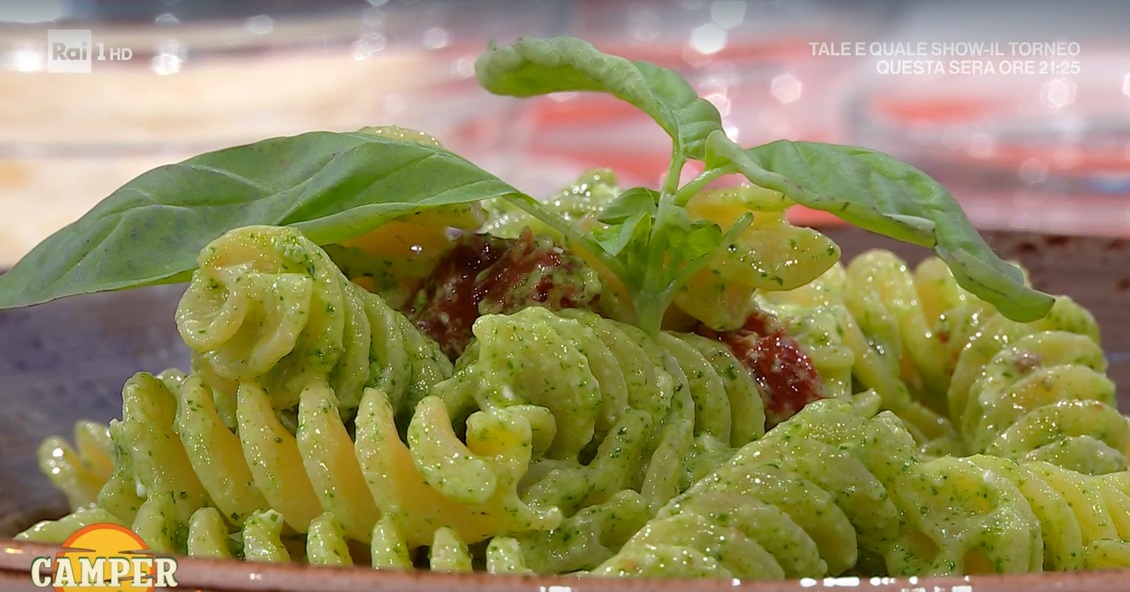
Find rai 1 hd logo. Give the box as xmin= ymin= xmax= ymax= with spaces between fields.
xmin=46 ymin=29 xmax=133 ymax=74
xmin=29 ymin=523 xmax=178 ymax=590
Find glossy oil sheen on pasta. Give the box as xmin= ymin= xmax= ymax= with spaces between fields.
xmin=19 ymin=174 xmax=1130 ymax=579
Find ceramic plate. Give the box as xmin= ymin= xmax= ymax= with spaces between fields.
xmin=1 ymin=226 xmax=1128 ymax=591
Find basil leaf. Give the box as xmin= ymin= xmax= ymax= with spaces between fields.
xmin=475 ymin=36 xmax=723 ymax=159
xmin=0 ymin=131 xmax=522 ymax=310
xmin=682 ymin=220 xmax=724 ymax=262
xmin=704 ymin=132 xmax=937 ymax=245
xmin=660 ymin=214 xmax=722 ymax=276
xmin=705 ymin=132 xmax=1055 ymax=322
xmin=592 ymin=211 xmax=650 ymax=257
xmin=597 ymin=187 xmax=658 ymax=224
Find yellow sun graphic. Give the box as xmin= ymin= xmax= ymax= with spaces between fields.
xmin=54 ymin=523 xmax=156 ymax=592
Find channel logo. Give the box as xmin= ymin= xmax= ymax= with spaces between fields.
xmin=46 ymin=29 xmax=92 ymax=74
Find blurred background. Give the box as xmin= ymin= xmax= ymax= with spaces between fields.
xmin=1 ymin=0 xmax=1128 ymax=266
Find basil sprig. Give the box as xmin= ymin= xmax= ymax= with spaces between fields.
xmin=476 ymin=36 xmax=1054 ymax=329
xmin=0 ymin=36 xmax=1054 ymax=331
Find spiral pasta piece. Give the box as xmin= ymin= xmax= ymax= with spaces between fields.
xmin=177 ymin=373 xmax=268 ymax=527
xmin=361 ymin=388 xmax=562 ymax=547
xmin=944 ymin=294 xmax=1118 ymax=471
xmin=961 ymin=331 xmax=1126 ymax=474
xmin=176 ymin=225 xmax=452 ymax=417
xmin=841 ymin=251 xmax=968 ymax=408
xmin=445 ymin=306 xmax=765 ymax=509
xmin=887 ymin=456 xmax=1130 ymax=574
xmin=598 ymin=394 xmax=1130 ymax=579
xmin=762 ymin=250 xmax=1122 ymax=468
xmin=675 ymin=186 xmax=841 ymax=330
xmin=36 ymin=421 xmax=114 ymax=511
xmin=181 ymin=507 xmax=503 ymax=572
xmin=396 ymin=304 xmax=769 ymax=571
xmin=511 ymin=489 xmax=653 ymax=574
xmin=28 ymin=373 xmax=213 ymax=553
xmin=184 ymin=506 xmax=483 ymax=571
xmin=758 ymin=263 xmax=957 ymax=451
xmin=16 ymin=508 xmax=126 ymax=544
xmin=24 ymin=373 xmax=564 ymax=566
xmin=885 ymin=455 xmax=1043 ymax=575
xmin=596 ymin=394 xmax=917 ymax=579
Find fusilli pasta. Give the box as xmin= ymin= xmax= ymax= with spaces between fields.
xmin=18 ymin=214 xmax=1129 ymax=580
xmin=598 ymin=394 xmax=1130 ymax=579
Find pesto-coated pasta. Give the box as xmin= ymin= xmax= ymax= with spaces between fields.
xmin=176 ymin=225 xmax=452 ymax=420
xmin=599 ymin=395 xmax=1130 ymax=579
xmin=18 ymin=204 xmax=1129 ymax=581
xmin=886 ymin=456 xmax=1130 ymax=575
xmin=37 ymin=421 xmax=114 ymax=511
xmin=841 ymin=250 xmax=1121 ymax=472
xmin=760 ymin=250 xmax=1125 ymax=473
xmin=434 ymin=305 xmax=767 ymax=512
xmin=596 ymin=394 xmax=914 ymax=579
xmin=675 ymin=186 xmax=841 ymax=330
xmin=20 ymin=227 xmax=561 ymax=568
xmin=419 ymin=304 xmax=770 ymax=571
xmin=10 ymin=32 xmax=1127 ymax=586
xmin=758 ymin=261 xmax=959 ymax=452
xmin=961 ymin=332 xmax=1125 ymax=474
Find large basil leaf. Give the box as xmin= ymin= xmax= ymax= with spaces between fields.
xmin=0 ymin=131 xmax=522 ymax=309
xmin=704 ymin=131 xmax=1055 ymax=322
xmin=475 ymin=36 xmax=722 ymax=159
